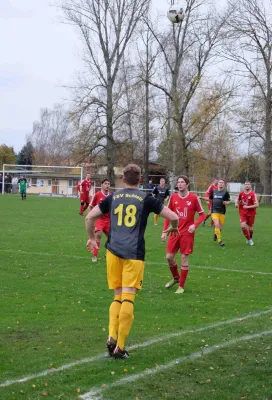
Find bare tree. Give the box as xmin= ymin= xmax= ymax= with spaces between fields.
xmin=30 ymin=104 xmax=74 ymax=165
xmin=145 ymin=0 xmax=230 ymax=176
xmin=224 ymin=0 xmax=272 ymax=201
xmin=59 ymin=0 xmax=150 ymax=184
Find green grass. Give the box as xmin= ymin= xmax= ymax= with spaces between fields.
xmin=0 ymin=195 xmax=271 ymax=400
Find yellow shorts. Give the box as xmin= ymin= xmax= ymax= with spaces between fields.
xmin=212 ymin=213 xmax=225 ymax=225
xmin=106 ymin=250 xmax=144 ymax=290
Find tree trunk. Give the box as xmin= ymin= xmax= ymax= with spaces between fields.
xmin=143 ymin=77 xmax=150 ymax=187
xmin=106 ymin=80 xmax=115 ymax=186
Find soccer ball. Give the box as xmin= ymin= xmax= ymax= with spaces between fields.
xmin=167 ymin=4 xmax=185 ymax=23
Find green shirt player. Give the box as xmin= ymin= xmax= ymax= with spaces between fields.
xmin=18 ymin=176 xmax=27 ymax=200
xmin=86 ymin=164 xmax=178 ymax=359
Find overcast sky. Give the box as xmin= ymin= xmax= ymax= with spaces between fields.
xmin=0 ymin=0 xmax=270 ymax=153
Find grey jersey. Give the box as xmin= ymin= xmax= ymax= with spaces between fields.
xmin=210 ymin=189 xmax=230 ymax=214
xmin=99 ymin=188 xmax=164 ymax=260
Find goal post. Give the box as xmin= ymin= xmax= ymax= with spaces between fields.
xmin=1 ymin=164 xmax=83 ymax=196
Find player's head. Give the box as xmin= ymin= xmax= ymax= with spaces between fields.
xmin=86 ymin=173 xmax=91 ymax=180
xmin=177 ymin=175 xmax=189 ymax=192
xmin=160 ymin=177 xmax=166 ymax=186
xmin=123 ymin=164 xmax=141 ymax=186
xmin=102 ymin=178 xmax=110 ymax=192
xmin=213 ymin=178 xmax=218 ymax=186
xmin=149 ymin=178 xmax=152 ymax=183
xmin=218 ymin=179 xmax=225 ymax=189
xmin=244 ymin=181 xmax=251 ymax=191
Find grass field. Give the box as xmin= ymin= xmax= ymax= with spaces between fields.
xmin=0 ymin=194 xmax=271 ymax=400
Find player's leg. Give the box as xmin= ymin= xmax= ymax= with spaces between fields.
xmin=212 ymin=213 xmax=220 ymax=241
xmin=114 ymin=259 xmax=144 ymax=358
xmin=24 ymin=189 xmax=26 ymax=199
xmin=83 ymin=201 xmax=89 ymax=213
xmin=217 ymin=214 xmax=225 ymax=246
xmin=154 ymin=213 xmax=159 ymax=225
xmin=240 ymin=217 xmax=250 ymax=243
xmin=165 ymin=235 xmax=180 ymax=288
xmin=247 ymin=216 xmax=255 ymax=245
xmin=20 ymin=190 xmax=24 ymax=200
xmin=79 ymin=201 xmax=85 ymax=215
xmin=92 ymin=229 xmax=102 ymax=261
xmin=176 ymin=253 xmax=189 ymax=294
xmin=106 ymin=250 xmax=122 ymax=356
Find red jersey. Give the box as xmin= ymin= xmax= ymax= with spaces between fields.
xmin=163 ymin=192 xmax=204 ymax=236
xmin=237 ymin=191 xmax=258 ymax=216
xmin=80 ymin=179 xmax=91 ymax=194
xmin=206 ymin=183 xmax=217 ymax=198
xmin=90 ymin=190 xmax=110 ymax=221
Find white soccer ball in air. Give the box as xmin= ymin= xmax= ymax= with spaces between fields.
xmin=167 ymin=4 xmax=185 ymax=23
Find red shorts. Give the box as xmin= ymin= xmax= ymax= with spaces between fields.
xmin=80 ymin=194 xmax=90 ymax=203
xmin=166 ymin=234 xmax=194 ymax=255
xmin=95 ymin=219 xmax=110 ymax=236
xmin=240 ymin=214 xmax=255 ymax=227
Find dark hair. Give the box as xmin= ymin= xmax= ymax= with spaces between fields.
xmin=123 ymin=164 xmax=141 ymax=185
xmin=177 ymin=175 xmax=190 ymax=185
xmin=102 ymin=178 xmax=110 ymax=184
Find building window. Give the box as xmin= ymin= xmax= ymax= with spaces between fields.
xmin=69 ymin=180 xmax=73 ymax=188
xmin=32 ymin=178 xmax=37 ymax=186
xmin=48 ymin=180 xmax=52 ymax=186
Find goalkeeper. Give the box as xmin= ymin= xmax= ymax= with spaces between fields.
xmin=18 ymin=176 xmax=27 ymax=200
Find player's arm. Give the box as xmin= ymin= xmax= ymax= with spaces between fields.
xmin=161 ymin=206 xmax=178 ymax=235
xmin=223 ymin=191 xmax=231 ymax=205
xmin=235 ymin=194 xmax=241 ymax=208
xmin=244 ymin=194 xmax=259 ymax=209
xmin=188 ymin=198 xmax=205 ymax=233
xmin=164 ymin=188 xmax=170 ymax=203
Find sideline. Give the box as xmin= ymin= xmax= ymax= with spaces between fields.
xmin=1 ymin=308 xmax=271 ymax=388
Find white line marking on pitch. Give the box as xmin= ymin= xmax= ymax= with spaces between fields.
xmin=2 ymin=249 xmax=272 ymax=275
xmin=80 ymin=330 xmax=272 ymax=400
xmin=146 ymin=261 xmax=272 ymax=275
xmin=1 ymin=308 xmax=271 ymax=388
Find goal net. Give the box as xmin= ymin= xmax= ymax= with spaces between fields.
xmin=1 ymin=164 xmax=83 ymax=197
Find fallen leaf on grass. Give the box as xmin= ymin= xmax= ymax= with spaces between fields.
xmin=76 ymin=388 xmax=80 ymax=393
xmin=42 ymin=392 xmax=48 ymax=397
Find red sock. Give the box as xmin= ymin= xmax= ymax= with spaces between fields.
xmin=179 ymin=266 xmax=189 ymax=288
xmin=204 ymin=214 xmax=210 ymax=222
xmin=83 ymin=204 xmax=88 ymax=211
xmin=93 ymin=241 xmax=100 ymax=257
xmin=80 ymin=205 xmax=84 ymax=215
xmin=250 ymin=230 xmax=253 ymax=239
xmin=242 ymin=228 xmax=250 ymax=240
xmin=169 ymin=261 xmax=179 ymax=280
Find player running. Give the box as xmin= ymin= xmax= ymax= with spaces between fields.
xmin=208 ymin=179 xmax=231 ymax=247
xmin=79 ymin=173 xmax=92 ymax=216
xmin=18 ymin=175 xmax=27 ymax=200
xmin=235 ymin=181 xmax=259 ymax=246
xmin=162 ymin=175 xmax=205 ymax=294
xmin=85 ymin=164 xmax=178 ymax=359
xmin=200 ymin=178 xmax=218 ymax=227
xmin=88 ymin=179 xmax=111 ymax=262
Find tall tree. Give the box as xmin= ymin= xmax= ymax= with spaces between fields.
xmin=16 ymin=141 xmax=35 ymax=165
xmin=224 ymin=0 xmax=272 ymax=201
xmin=30 ymin=105 xmax=74 ymax=165
xmin=145 ymin=0 xmax=230 ymax=176
xmin=60 ymin=0 xmax=150 ymax=185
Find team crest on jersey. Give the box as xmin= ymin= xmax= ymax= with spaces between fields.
xmin=186 ymin=201 xmax=191 ymax=206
